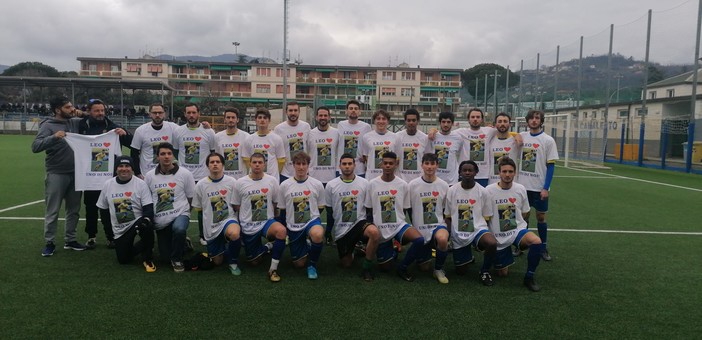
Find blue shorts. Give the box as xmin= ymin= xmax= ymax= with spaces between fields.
xmin=376 ymin=224 xmax=412 ymax=264
xmin=242 ymin=219 xmax=276 ymax=261
xmin=494 ymin=229 xmax=531 ymax=269
xmin=207 ymin=220 xmax=239 ymax=258
xmin=527 ymin=190 xmax=548 ymax=212
xmin=417 ymin=225 xmax=448 ymax=264
xmin=475 ymin=178 xmax=489 ymax=187
xmin=452 ymin=229 xmax=489 ymax=266
xmin=288 ymin=218 xmax=323 ymax=262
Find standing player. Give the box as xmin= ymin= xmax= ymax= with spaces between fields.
xmin=485 ymin=157 xmax=544 ymax=292
xmin=274 ymin=101 xmax=311 ymax=183
xmin=394 ymin=109 xmax=430 ymax=182
xmin=231 ymin=153 xmax=287 ymax=282
xmin=242 ymin=108 xmax=286 ymax=180
xmin=408 ymin=153 xmax=450 ymax=284
xmin=336 ymin=100 xmax=372 ymax=177
xmin=130 ymin=103 xmax=180 ymax=179
xmin=365 ymin=152 xmax=425 ymax=282
xmin=428 ymin=112 xmax=464 ymax=185
xmin=32 ymin=96 xmax=85 ymax=255
xmin=444 ymin=160 xmax=498 ymax=286
xmin=173 ymin=102 xmax=216 ymax=246
xmin=97 ymin=156 xmax=156 ymax=272
xmin=488 ymin=113 xmax=520 ymax=185
xmin=144 ymin=143 xmax=196 ymax=272
xmin=215 ymin=107 xmax=250 ymax=180
xmin=192 ymin=153 xmax=243 ymax=275
xmin=360 ymin=110 xmax=398 ymax=180
xmin=277 ymin=152 xmax=327 ymax=279
xmin=517 ymin=110 xmax=558 ymax=261
xmin=325 ymin=153 xmax=381 ymax=281
xmin=307 ymin=106 xmax=339 ymax=243
xmin=455 ymin=108 xmax=496 ymax=187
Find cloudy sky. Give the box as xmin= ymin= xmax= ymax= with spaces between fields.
xmin=1 ymin=0 xmax=699 ymax=71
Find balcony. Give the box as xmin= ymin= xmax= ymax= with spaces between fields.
xmin=294 ymin=78 xmax=377 ymax=85
xmin=420 ymin=80 xmax=461 ymax=87
xmin=174 ymin=90 xmax=252 ymax=98
xmin=79 ymin=70 xmax=122 ymax=77
xmin=169 ymin=73 xmax=248 ymax=81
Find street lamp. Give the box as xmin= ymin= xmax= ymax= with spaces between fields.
xmin=232 ymin=42 xmax=240 ymax=56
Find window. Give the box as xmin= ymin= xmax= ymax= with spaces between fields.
xmin=424 ymin=74 xmax=434 ymax=81
xmin=364 ymin=72 xmax=375 ymax=80
xmin=301 ymin=71 xmax=310 ymax=79
xmin=400 ymin=88 xmax=414 ymax=97
xmin=321 ymin=72 xmax=331 ymax=79
xmin=618 ymin=109 xmax=629 ymax=118
xmin=172 ymin=66 xmax=184 ymax=74
xmin=342 ymin=71 xmax=353 ymax=79
xmin=382 ymin=71 xmax=396 ymax=80
xmin=649 ymin=91 xmax=656 ymax=100
xmin=592 ymin=111 xmax=597 ymax=119
xmin=275 ymin=68 xmax=290 ymax=77
xmin=147 ymin=64 xmax=163 ymax=73
xmin=195 ymin=68 xmax=205 ymax=75
xmin=111 ymin=65 xmax=119 ymax=72
xmin=666 ymin=89 xmax=675 ymax=98
xmin=256 ymin=68 xmax=271 ymax=77
xmin=256 ymin=84 xmax=271 ymax=93
xmin=126 ymin=63 xmax=141 ymax=72
xmin=401 ymin=72 xmax=415 ymax=81
xmin=88 ymin=64 xmax=97 ymax=71
xmin=275 ymin=85 xmax=290 ymax=94
xmin=381 ymin=87 xmax=396 ymax=96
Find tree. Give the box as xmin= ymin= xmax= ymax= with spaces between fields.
xmin=647 ymin=65 xmax=665 ymax=83
xmin=1 ymin=62 xmax=61 ymax=77
xmin=461 ymin=63 xmax=519 ymax=104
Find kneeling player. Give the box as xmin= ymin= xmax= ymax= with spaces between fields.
xmin=445 ymin=160 xmax=498 ymax=285
xmin=97 ymin=156 xmax=156 ymax=272
xmin=408 ymin=153 xmax=451 ymax=284
xmin=278 ymin=152 xmax=327 ymax=279
xmin=192 ymin=153 xmax=242 ymax=275
xmin=231 ymin=153 xmax=287 ymax=282
xmin=325 ymin=153 xmax=381 ymax=281
xmin=485 ymin=157 xmax=544 ymax=292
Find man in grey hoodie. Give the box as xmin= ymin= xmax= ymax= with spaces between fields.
xmin=32 ymin=96 xmax=87 ymax=256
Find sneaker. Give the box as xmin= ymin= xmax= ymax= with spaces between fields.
xmin=184 ymin=237 xmax=194 ymax=252
xmin=64 ymin=241 xmax=86 ymax=251
xmin=433 ymin=269 xmax=449 ymax=284
xmin=354 ymin=241 xmax=367 ymax=257
xmin=143 ymin=261 xmax=157 ymax=273
xmin=542 ymin=248 xmax=553 ymax=261
xmin=523 ymin=276 xmax=541 ymax=292
xmin=397 ymin=268 xmax=415 ymax=282
xmin=361 ymin=269 xmax=375 ymax=282
xmin=85 ymin=238 xmax=96 ymax=250
xmin=393 ymin=239 xmax=402 ymax=253
xmin=263 ymin=242 xmax=274 ymax=253
xmin=171 ymin=261 xmax=185 ymax=273
xmin=106 ymin=239 xmax=116 ymax=249
xmin=307 ymin=266 xmax=318 ymax=280
xmin=269 ymin=270 xmax=281 ymax=282
xmin=480 ymin=272 xmax=495 ymax=286
xmin=512 ymin=246 xmax=522 ymax=257
xmin=229 ymin=264 xmax=242 ymax=276
xmin=41 ymin=242 xmax=55 ymax=257
xmin=199 ymin=237 xmax=207 ymax=246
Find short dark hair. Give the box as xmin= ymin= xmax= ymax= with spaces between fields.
xmin=87 ymin=99 xmax=105 ymax=110
xmin=286 ymin=101 xmax=299 ymax=110
xmin=468 ymin=107 xmax=484 ymax=119
xmin=224 ymin=107 xmax=240 ymax=118
xmin=184 ymin=102 xmax=199 ymax=112
xmin=372 ymin=109 xmax=390 ymax=122
xmin=316 ymin=106 xmax=331 ymax=115
xmin=438 ymin=111 xmax=455 ymax=123
xmin=525 ymin=109 xmax=544 ymax=126
xmin=404 ymin=108 xmax=420 ymax=121
xmin=291 ymin=151 xmax=310 ymax=164
xmin=207 ymin=152 xmax=225 ymax=165
xmin=250 ymin=152 xmax=266 ymax=162
xmin=497 ymin=157 xmax=517 ymax=171
xmin=421 ymin=153 xmax=438 ymax=163
xmin=255 ymin=108 xmax=271 ymax=120
xmin=149 ymin=103 xmax=165 ymax=112
xmin=459 ymin=160 xmax=479 ymax=175
xmin=346 ymin=99 xmax=361 ymax=109
xmin=382 ymin=151 xmax=398 ymax=160
xmin=157 ymin=142 xmax=175 ymax=155
xmin=495 ymin=112 xmax=511 ymax=123
xmin=50 ymin=96 xmax=71 ymax=114
xmin=339 ymin=153 xmax=355 ymax=162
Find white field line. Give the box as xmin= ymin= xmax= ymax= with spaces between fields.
xmin=1 ymin=216 xmax=699 ymax=235
xmin=0 ymin=200 xmax=44 ymax=213
xmin=555 ymin=175 xmax=619 ymax=179
xmin=566 ymin=167 xmax=702 ymax=192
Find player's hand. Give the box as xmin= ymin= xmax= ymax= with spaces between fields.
xmin=540 ymin=189 xmax=549 ymax=200
xmin=137 ymin=174 xmax=144 ymax=180
xmin=138 ymin=217 xmax=153 ymax=229
xmin=202 ymin=121 xmax=212 ymax=129
xmin=73 ymin=109 xmax=84 ymax=117
xmin=514 ymin=133 xmax=524 ymax=146
xmin=428 ymin=127 xmax=438 ymax=140
xmin=114 ymin=128 xmax=127 ymax=136
xmin=54 ymin=131 xmax=66 ymax=139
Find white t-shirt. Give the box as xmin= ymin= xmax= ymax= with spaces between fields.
xmin=484 ymin=182 xmax=530 ymax=250
xmin=241 ymin=132 xmax=286 ymax=178
xmin=456 ymin=127 xmax=497 ymax=180
xmin=274 ymin=121 xmax=311 ymax=178
xmin=517 ymin=131 xmax=559 ymax=191
xmin=365 ymin=176 xmax=410 ymax=242
xmin=360 ymin=130 xmax=397 ymax=180
xmin=394 ymin=130 xmax=430 ymax=183
xmin=336 ymin=120 xmax=372 ymax=175
xmin=96 ymin=176 xmax=153 ymax=239
xmin=143 ymin=166 xmax=196 ymax=230
xmin=215 ymin=129 xmax=250 ymax=179
xmin=130 ymin=121 xmax=179 ymax=176
xmin=307 ymin=126 xmax=339 ymax=184
xmin=444 ymin=182 xmax=491 ymax=249
xmin=408 ymin=176 xmax=449 ymax=244
xmin=192 ymin=176 xmax=237 ymax=241
xmin=488 ymin=136 xmax=520 ymax=184
xmin=325 ymin=176 xmax=368 ymax=241
xmin=65 ymin=131 xmax=122 ymax=191
xmin=277 ymin=176 xmax=326 ymax=232
xmin=230 ymin=174 xmax=280 ymax=235
xmin=429 ymin=131 xmax=464 ymax=185
xmin=172 ymin=124 xmax=216 ymax=181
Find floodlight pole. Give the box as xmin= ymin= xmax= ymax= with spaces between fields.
xmin=686 ymin=0 xmax=702 ymax=172
xmin=282 ymin=0 xmax=289 ymax=117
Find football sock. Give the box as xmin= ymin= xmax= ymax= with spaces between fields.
xmin=435 ymin=249 xmax=448 ymax=271
xmin=362 ymin=258 xmax=373 ymax=270
xmin=400 ymin=237 xmax=425 ymax=270
xmin=537 ymin=222 xmax=548 ymax=244
xmin=526 ymin=243 xmax=544 ymax=278
xmin=197 ymin=211 xmax=204 ymax=239
xmin=271 ymin=239 xmax=285 ymax=260
xmin=308 ymin=241 xmax=323 ymax=268
xmin=270 ymin=259 xmax=280 ymax=271
xmin=481 ymin=249 xmax=496 ymax=273
xmin=227 ymin=238 xmax=241 ymax=265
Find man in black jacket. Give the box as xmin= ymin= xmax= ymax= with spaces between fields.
xmin=79 ymin=99 xmax=132 ymax=249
